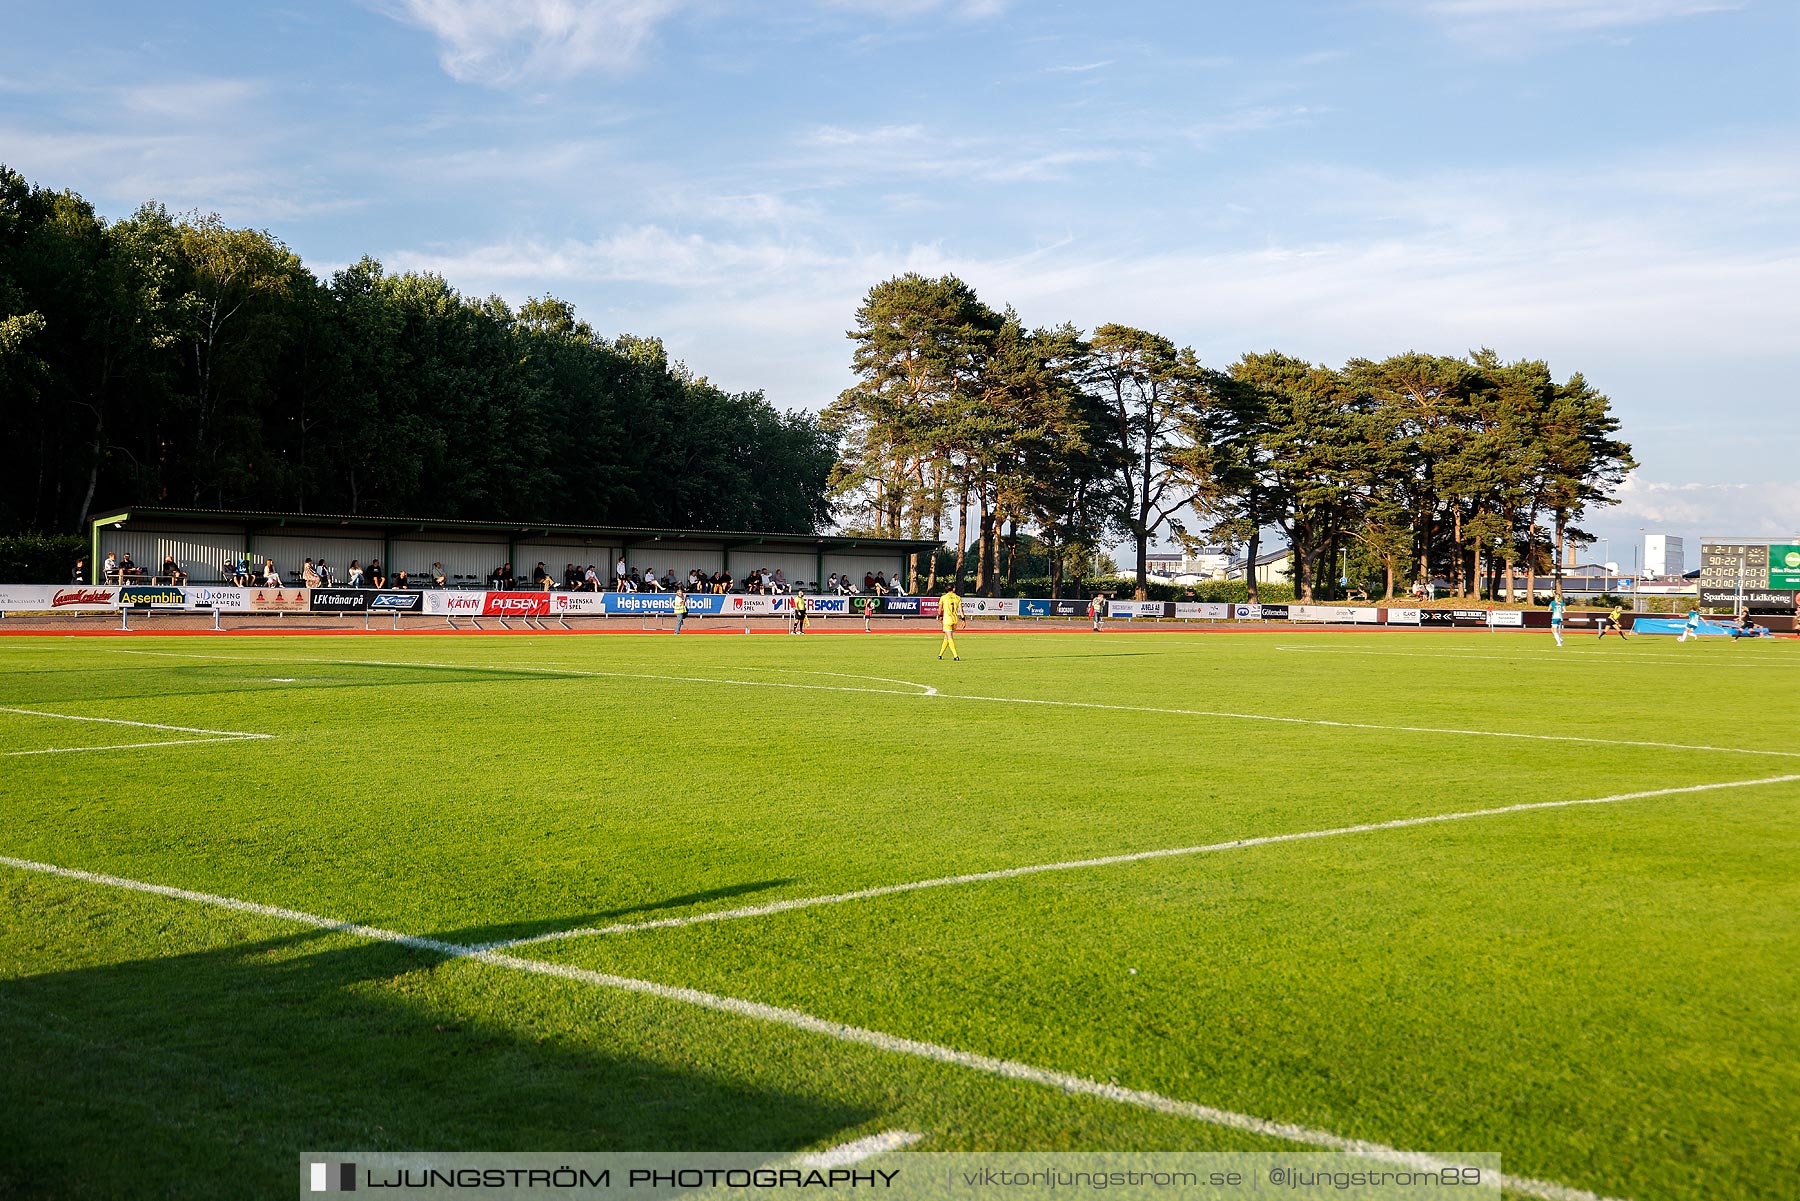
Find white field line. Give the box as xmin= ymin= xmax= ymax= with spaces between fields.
xmin=0 ymin=853 xmax=1627 ymax=1201
xmin=0 ymin=705 xmax=271 ymax=757
xmin=96 ymin=647 xmax=1800 ymax=760
xmin=1273 ymin=646 xmax=1797 ymax=669
xmin=5 ymin=737 xmax=261 ymax=758
xmin=796 ymin=1130 xmax=923 ymax=1167
xmin=485 ymin=774 xmax=1800 ymax=949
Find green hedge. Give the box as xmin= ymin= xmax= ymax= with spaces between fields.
xmin=0 ymin=533 xmax=87 ymax=584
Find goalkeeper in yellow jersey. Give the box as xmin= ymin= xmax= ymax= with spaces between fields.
xmin=938 ymin=586 xmax=964 ymax=660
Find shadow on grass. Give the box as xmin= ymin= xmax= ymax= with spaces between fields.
xmin=451 ymin=880 xmax=796 ymax=944
xmin=0 ymin=922 xmax=872 ymax=1201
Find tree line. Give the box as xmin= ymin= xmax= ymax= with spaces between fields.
xmin=0 ymin=167 xmax=834 ymax=537
xmin=827 ymin=273 xmax=1634 ymax=600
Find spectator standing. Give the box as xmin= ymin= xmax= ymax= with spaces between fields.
xmin=615 ymin=557 xmax=629 ymax=589
xmin=72 ymin=558 xmax=88 ymax=585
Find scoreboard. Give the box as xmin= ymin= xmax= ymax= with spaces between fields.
xmin=1699 ymin=542 xmax=1800 ymax=611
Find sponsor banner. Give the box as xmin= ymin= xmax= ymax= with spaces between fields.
xmin=1258 ymin=604 xmax=1291 ymax=621
xmin=1232 ymin=603 xmax=1262 ymax=621
xmin=881 ymin=597 xmax=923 ymax=616
xmin=549 ymin=592 xmax=606 ymax=616
xmin=485 ymin=591 xmax=550 ymax=617
xmin=919 ymin=596 xmax=943 ymax=618
xmin=1172 ymin=602 xmax=1232 ymax=620
xmin=248 ymin=588 xmax=310 ymax=613
xmin=967 ymin=597 xmax=1021 ymax=617
xmin=1289 ymin=604 xmax=1380 ymax=623
xmin=1419 ymin=608 xmax=1489 ymax=626
xmin=369 ymin=590 xmax=423 ymax=612
xmin=0 ymin=585 xmax=121 ymax=611
xmin=803 ymin=596 xmax=850 ymax=616
xmin=1385 ymin=607 xmax=1422 ymax=625
xmin=118 ymin=585 xmax=189 ymax=608
xmin=426 ymin=590 xmax=486 ymax=616
xmin=188 ymin=586 xmax=248 ymax=610
xmin=1771 ymin=545 xmax=1800 ymax=590
xmin=310 ymin=588 xmax=369 ymax=613
xmin=1488 ymin=609 xmax=1525 ymax=628
xmin=601 ymin=591 xmax=728 ymax=616
xmin=1019 ymin=598 xmax=1082 ymax=618
xmin=727 ymin=594 xmax=783 ymax=616
xmin=1108 ymin=600 xmax=1172 ymax=619
xmin=1700 ymin=587 xmax=1796 ymax=612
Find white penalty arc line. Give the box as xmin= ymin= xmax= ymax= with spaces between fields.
xmin=487 ymin=774 xmax=1800 ymax=949
xmin=0 ymin=853 xmax=1627 ymax=1201
xmin=94 ymin=648 xmax=1799 ymax=761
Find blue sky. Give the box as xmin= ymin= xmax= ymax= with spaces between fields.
xmin=5 ymin=0 xmax=1796 ymax=563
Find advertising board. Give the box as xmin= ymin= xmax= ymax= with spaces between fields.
xmin=247 ymin=589 xmax=310 ymax=613
xmin=0 ymin=585 xmax=121 ymax=611
xmin=1769 ymin=545 xmax=1800 ymax=590
xmin=1232 ymin=603 xmax=1261 ymax=621
xmin=310 ymin=588 xmax=369 ymax=613
xmin=368 ymin=591 xmax=423 ymax=612
xmin=426 ymin=591 xmax=486 ymax=616
xmin=966 ymin=597 xmax=1022 ymax=617
xmin=1385 ymin=607 xmax=1421 ymax=625
xmin=484 ymin=591 xmax=551 ymax=617
xmin=188 ymin=586 xmax=249 ymax=610
xmin=1700 ymin=587 xmax=1796 ymax=612
xmin=1488 ymin=609 xmax=1525 ymax=627
xmin=118 ymin=585 xmax=189 ymax=608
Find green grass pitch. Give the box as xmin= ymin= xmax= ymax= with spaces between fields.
xmin=2 ymin=628 xmax=1796 ymax=1200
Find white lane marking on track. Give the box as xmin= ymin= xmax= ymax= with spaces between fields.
xmin=797 ymin=1130 xmax=924 ymax=1167
xmin=0 ymin=705 xmax=272 ymax=755
xmin=1272 ymin=645 xmax=1797 ymax=669
xmin=0 ymin=853 xmax=1628 ymax=1201
xmin=484 ymin=774 xmax=1800 ymax=948
xmin=96 ymin=647 xmax=1800 ymax=760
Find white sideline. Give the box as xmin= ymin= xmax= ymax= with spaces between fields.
xmin=0 ymin=705 xmax=271 ymax=756
xmin=485 ymin=774 xmax=1800 ymax=948
xmin=0 ymin=852 xmax=1627 ymax=1201
xmin=99 ymin=648 xmax=1800 ymax=761
xmin=1273 ymin=646 xmax=1797 ymax=670
xmin=796 ymin=1130 xmax=923 ymax=1167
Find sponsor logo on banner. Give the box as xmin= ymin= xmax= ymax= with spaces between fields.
xmin=805 ymin=596 xmax=849 ymax=616
xmin=549 ymin=592 xmax=605 ymax=615
xmin=119 ymin=585 xmax=188 ymax=608
xmin=1700 ymin=587 xmax=1796 ymax=611
xmin=427 ymin=591 xmax=485 ymax=615
xmin=1419 ymin=608 xmax=1488 ymax=626
xmin=967 ymin=597 xmax=1020 ymax=616
xmin=51 ymin=586 xmax=121 ymax=609
xmin=729 ymin=595 xmax=782 ymax=616
xmin=249 ymin=589 xmax=310 ymax=613
xmin=1488 ymin=609 xmax=1525 ymax=627
xmin=369 ymin=591 xmax=422 ymax=611
xmin=1233 ymin=603 xmax=1262 ymax=620
xmin=189 ymin=587 xmax=248 ymax=610
xmin=1260 ymin=604 xmax=1291 ymax=621
xmin=1173 ymin=602 xmax=1232 ymax=620
xmin=1386 ymin=607 xmax=1422 ymax=625
xmin=310 ymin=588 xmax=369 ymax=612
xmin=920 ymin=597 xmax=942 ymax=618
xmin=484 ymin=591 xmax=550 ymax=616
xmin=883 ymin=597 xmax=922 ymax=615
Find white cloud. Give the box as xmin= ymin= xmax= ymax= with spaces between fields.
xmin=376 ymin=0 xmax=686 ymax=84
xmin=1402 ymin=0 xmax=1743 ymax=48
xmin=1607 ymin=477 xmax=1800 ymax=539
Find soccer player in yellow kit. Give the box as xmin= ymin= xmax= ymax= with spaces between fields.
xmin=938 ymin=587 xmax=964 ymax=660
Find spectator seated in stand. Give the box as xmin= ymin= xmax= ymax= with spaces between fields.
xmin=836 ymin=574 xmax=856 ymax=596
xmin=302 ymin=558 xmax=322 ymax=588
xmin=584 ymin=564 xmax=601 ymax=592
xmin=891 ymin=572 xmax=908 ymax=597
xmin=161 ymin=556 xmax=189 ymax=585
xmin=564 ymin=563 xmax=583 ymax=591
xmin=317 ymin=559 xmax=334 ymax=586
xmin=431 ymin=562 xmax=447 ymax=588
xmin=688 ymin=569 xmax=704 ymax=592
xmin=262 ymin=559 xmax=281 ymax=587
xmin=772 ymin=569 xmax=788 ymax=594
xmin=532 ymin=561 xmax=553 ymax=590
xmin=661 ymin=569 xmax=677 ymax=591
xmin=873 ymin=572 xmax=889 ymax=596
xmin=393 ymin=570 xmax=411 ymax=589
xmin=825 ymin=572 xmax=840 ymax=594
xmin=863 ymin=572 xmax=876 ymax=594
xmin=366 ymin=559 xmax=387 ymax=588
xmin=101 ymin=553 xmax=118 ymax=583
xmin=720 ymin=570 xmax=733 ymax=593
xmin=643 ymin=570 xmax=665 ymax=593
xmin=118 ymin=553 xmax=144 ymax=582
xmin=346 ymin=560 xmax=364 ymax=588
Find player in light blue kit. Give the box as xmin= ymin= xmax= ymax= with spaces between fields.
xmin=1549 ymin=596 xmax=1566 ymax=647
xmin=1677 ymin=606 xmax=1702 ymax=643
